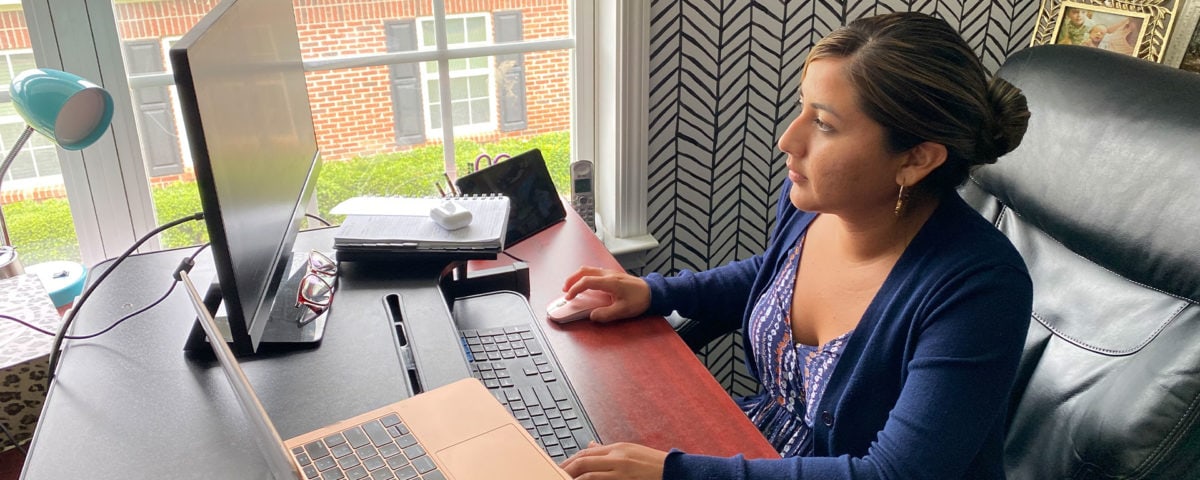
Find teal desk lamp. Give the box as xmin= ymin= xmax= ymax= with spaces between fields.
xmin=0 ymin=68 xmax=114 ymax=281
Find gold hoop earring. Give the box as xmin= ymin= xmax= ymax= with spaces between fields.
xmin=894 ymin=185 xmax=907 ymax=217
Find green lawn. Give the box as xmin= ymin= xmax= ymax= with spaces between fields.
xmin=6 ymin=131 xmax=570 ymax=264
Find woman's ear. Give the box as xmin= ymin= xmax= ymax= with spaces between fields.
xmin=898 ymin=141 xmax=947 ymax=186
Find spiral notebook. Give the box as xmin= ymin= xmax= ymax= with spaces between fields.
xmin=333 ymin=195 xmax=510 ymax=261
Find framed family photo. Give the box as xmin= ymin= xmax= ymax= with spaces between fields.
xmin=1031 ymin=0 xmax=1179 ymax=62
xmin=1162 ymin=0 xmax=1200 ymax=73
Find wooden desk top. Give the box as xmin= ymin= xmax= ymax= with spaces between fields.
xmin=474 ymin=207 xmax=777 ymax=459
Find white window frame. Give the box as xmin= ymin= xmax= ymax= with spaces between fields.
xmin=416 ymin=13 xmax=497 ymax=138
xmin=21 ymin=0 xmax=655 ymax=265
xmin=24 ymin=0 xmax=158 ymax=265
xmin=587 ymin=0 xmax=656 ymax=263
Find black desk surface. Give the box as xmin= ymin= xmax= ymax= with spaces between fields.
xmin=21 ymin=230 xmax=472 ymax=479
xmin=23 ymin=209 xmax=780 ymax=479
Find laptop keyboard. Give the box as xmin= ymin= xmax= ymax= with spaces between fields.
xmin=293 ymin=413 xmax=443 ymax=480
xmin=459 ymin=324 xmax=599 ymax=462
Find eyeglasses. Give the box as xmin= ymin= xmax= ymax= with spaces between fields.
xmin=296 ymin=250 xmax=337 ymax=325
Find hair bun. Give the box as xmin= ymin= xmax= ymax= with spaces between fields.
xmin=980 ymin=77 xmax=1031 ymax=162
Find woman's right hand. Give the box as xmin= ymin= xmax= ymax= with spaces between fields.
xmin=561 ymin=266 xmax=651 ymax=322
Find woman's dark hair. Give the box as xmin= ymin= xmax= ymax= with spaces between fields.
xmin=806 ymin=12 xmax=1030 ymax=194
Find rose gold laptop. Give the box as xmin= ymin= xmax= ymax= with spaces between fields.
xmin=178 ymin=270 xmax=570 ymax=480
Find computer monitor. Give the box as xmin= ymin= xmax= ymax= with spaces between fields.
xmin=171 ymin=0 xmax=325 ymax=355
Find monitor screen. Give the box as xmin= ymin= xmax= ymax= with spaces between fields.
xmin=171 ymin=0 xmax=322 ymax=354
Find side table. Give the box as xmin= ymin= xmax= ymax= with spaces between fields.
xmin=0 ymin=274 xmax=60 ymax=452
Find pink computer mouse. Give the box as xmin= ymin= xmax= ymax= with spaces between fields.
xmin=546 ymin=290 xmax=613 ymax=323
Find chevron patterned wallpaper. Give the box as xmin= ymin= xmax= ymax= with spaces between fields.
xmin=645 ymin=0 xmax=1040 ymax=397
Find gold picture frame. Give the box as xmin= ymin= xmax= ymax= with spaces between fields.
xmin=1031 ymin=0 xmax=1179 ymax=62
xmin=1162 ymin=0 xmax=1200 ymax=72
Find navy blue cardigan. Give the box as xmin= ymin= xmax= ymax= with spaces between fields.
xmin=644 ymin=180 xmax=1032 ymax=479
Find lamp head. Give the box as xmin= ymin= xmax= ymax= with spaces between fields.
xmin=10 ymin=68 xmax=114 ymax=150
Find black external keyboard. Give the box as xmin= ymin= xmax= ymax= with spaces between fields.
xmin=293 ymin=413 xmax=443 ymax=480
xmin=458 ymin=323 xmax=598 ymax=462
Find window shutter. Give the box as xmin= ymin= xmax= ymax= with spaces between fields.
xmin=385 ymin=20 xmax=426 ymax=146
xmin=494 ymin=11 xmax=527 ymax=132
xmin=124 ymin=39 xmax=183 ymax=176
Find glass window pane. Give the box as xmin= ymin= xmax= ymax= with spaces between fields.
xmin=11 ymin=53 xmax=36 ymax=74
xmin=427 ymin=79 xmax=439 ymax=100
xmin=449 ymin=58 xmax=467 ymax=71
xmin=447 ymin=18 xmax=465 ymax=44
xmin=468 ymin=57 xmax=487 ymax=69
xmin=429 ymin=106 xmax=441 ymax=129
xmin=28 ymin=132 xmax=53 ymax=148
xmin=35 ymin=150 xmax=62 ymax=176
xmin=470 ymin=99 xmax=489 ymax=124
xmin=450 ymin=77 xmax=468 ymax=101
xmin=0 ymin=57 xmax=13 ymax=87
xmin=0 ymin=122 xmax=45 ymax=182
xmin=467 ymin=17 xmax=486 ymax=43
xmin=421 ymin=19 xmax=436 ymax=47
xmin=451 ymin=101 xmax=469 ymax=126
xmin=468 ymin=76 xmax=487 ymax=97
xmin=7 ymin=150 xmax=35 ymax=180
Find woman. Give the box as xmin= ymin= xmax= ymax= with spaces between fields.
xmin=558 ymin=12 xmax=1033 ymax=480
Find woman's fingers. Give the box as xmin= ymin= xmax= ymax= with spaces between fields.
xmin=561 ymin=265 xmax=605 ymax=292
xmin=559 ymin=268 xmax=651 ymax=322
xmin=559 ymin=442 xmax=612 ymax=472
xmin=559 ymin=442 xmax=668 ymax=480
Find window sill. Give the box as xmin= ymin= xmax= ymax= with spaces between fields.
xmin=599 ymin=229 xmax=658 ymax=271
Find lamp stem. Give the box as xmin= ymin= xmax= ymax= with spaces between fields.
xmin=0 ymin=125 xmax=35 ymax=246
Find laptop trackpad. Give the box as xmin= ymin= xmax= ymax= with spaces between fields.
xmin=436 ymin=424 xmax=565 ymax=479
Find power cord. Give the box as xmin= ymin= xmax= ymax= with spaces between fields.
xmin=305 ymin=213 xmax=332 ymax=227
xmin=45 ymin=212 xmax=205 ymax=389
xmin=0 ymin=244 xmax=211 ymax=340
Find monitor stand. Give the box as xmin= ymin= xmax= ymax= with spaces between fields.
xmin=184 ymin=252 xmax=328 ymax=356
xmin=258 ymin=256 xmax=329 ymax=346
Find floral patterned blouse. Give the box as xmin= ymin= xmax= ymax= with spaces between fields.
xmin=738 ymin=238 xmax=852 ymax=457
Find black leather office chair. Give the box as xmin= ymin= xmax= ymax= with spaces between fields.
xmin=673 ymin=45 xmax=1200 ymax=477
xmin=961 ymin=44 xmax=1200 ymax=478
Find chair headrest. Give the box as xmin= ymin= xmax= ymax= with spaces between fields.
xmin=974 ymin=45 xmax=1200 ymax=302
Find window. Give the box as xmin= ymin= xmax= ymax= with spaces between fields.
xmin=16 ymin=0 xmax=653 ymax=265
xmin=417 ymin=15 xmax=495 ymax=136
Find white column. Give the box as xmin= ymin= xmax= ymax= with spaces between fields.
xmin=23 ymin=0 xmax=157 ymax=264
xmin=593 ymin=0 xmax=657 ymax=266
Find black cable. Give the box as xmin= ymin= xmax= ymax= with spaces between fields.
xmin=10 ymin=243 xmax=212 ymax=340
xmin=0 ymin=245 xmax=210 ymax=339
xmin=305 ymin=213 xmax=332 ymax=226
xmin=0 ymin=421 xmax=27 ymax=456
xmin=59 ymin=244 xmax=211 ymax=341
xmin=0 ymin=313 xmax=59 ymax=336
xmin=46 ymin=212 xmax=205 ymax=388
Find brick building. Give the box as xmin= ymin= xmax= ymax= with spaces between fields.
xmin=0 ymin=0 xmax=571 ymax=204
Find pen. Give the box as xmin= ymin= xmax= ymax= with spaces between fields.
xmin=436 ymin=182 xmax=447 ymax=198
xmin=443 ymin=172 xmax=458 ymax=195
